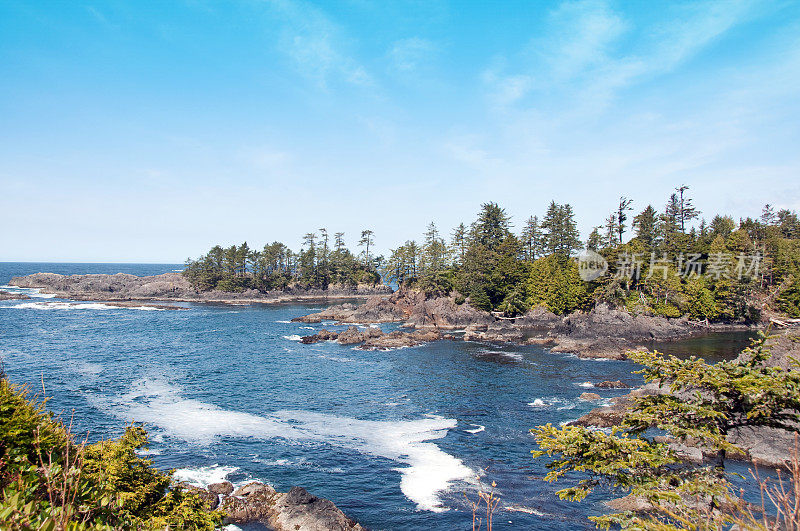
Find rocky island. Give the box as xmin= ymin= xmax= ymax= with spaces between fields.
xmin=290 ymin=288 xmax=754 ymax=358
xmin=7 ymin=271 xmax=390 ymax=304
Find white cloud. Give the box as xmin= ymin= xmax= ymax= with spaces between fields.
xmin=267 ymin=0 xmax=374 ymax=89
xmin=388 ymin=37 xmax=438 ymax=74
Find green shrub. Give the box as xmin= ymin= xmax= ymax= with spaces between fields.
xmin=0 ymin=378 xmax=223 ymax=530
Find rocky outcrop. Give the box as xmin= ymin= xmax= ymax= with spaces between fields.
xmin=337 ymin=326 xmax=384 ymax=345
xmin=270 ymin=487 xmax=364 ymax=531
xmin=595 ymin=380 xmax=628 ymax=389
xmin=571 ymin=330 xmax=800 ymax=468
xmin=0 ymin=291 xmax=29 ymax=300
xmin=184 ymin=480 xmax=363 ymax=530
xmin=291 ymin=292 xmax=757 ymax=359
xmin=579 ymin=392 xmax=602 ymax=400
xmin=207 ymin=481 xmax=234 ymax=496
xmin=360 ymin=329 xmax=441 ymax=350
xmin=8 ymin=272 xmax=390 ymax=304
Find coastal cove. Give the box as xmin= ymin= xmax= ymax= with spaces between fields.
xmin=0 ymin=263 xmax=760 ymax=529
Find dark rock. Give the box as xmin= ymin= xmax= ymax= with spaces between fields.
xmin=595 ymin=380 xmax=628 ymax=389
xmin=232 ymin=481 xmax=277 ymax=498
xmin=270 ymin=487 xmax=364 ymax=531
xmin=301 ymin=329 xmax=340 ymax=343
xmin=175 ymin=483 xmax=219 ymax=510
xmin=336 ymin=325 xmax=383 ymax=345
xmin=222 ymin=482 xmax=277 ymax=525
xmin=360 ymin=329 xmax=439 ymax=350
xmin=0 ymin=291 xmax=29 ymax=300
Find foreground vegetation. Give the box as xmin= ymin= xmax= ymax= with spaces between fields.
xmin=0 ymin=374 xmax=221 ymax=530
xmin=532 ymin=333 xmax=800 ymax=529
xmin=184 ymin=188 xmax=800 ymax=322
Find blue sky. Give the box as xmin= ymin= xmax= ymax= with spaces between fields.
xmin=1 ymin=0 xmax=799 ymax=262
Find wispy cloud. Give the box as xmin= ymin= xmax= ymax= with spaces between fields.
xmin=266 ymin=0 xmax=374 ymax=89
xmin=484 ymin=0 xmax=763 ymax=112
xmin=388 ymin=37 xmax=438 ymax=74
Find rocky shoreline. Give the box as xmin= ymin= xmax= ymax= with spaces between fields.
xmin=571 ymin=328 xmax=800 ymax=469
xmin=180 ymin=480 xmax=363 ymax=530
xmin=291 ymin=289 xmax=754 ymax=359
xmin=7 ymin=272 xmax=391 ymax=304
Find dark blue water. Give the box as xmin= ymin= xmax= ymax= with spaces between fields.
xmin=0 ymin=263 xmax=757 ymax=530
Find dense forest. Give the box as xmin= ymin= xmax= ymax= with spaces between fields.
xmin=184 ymin=187 xmax=800 ymax=321
xmin=183 ymin=229 xmax=381 ymax=291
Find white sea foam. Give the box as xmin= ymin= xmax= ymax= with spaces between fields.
xmin=91 ymin=379 xmax=470 ymax=512
xmin=282 ymin=334 xmax=303 ymax=341
xmin=300 ymin=326 xmax=315 ymax=330
xmin=135 ymin=448 xmax=162 ymax=456
xmin=528 ymin=397 xmax=578 ymax=410
xmin=0 ymin=285 xmax=57 ymax=298
xmin=275 ymin=320 xmax=293 ymax=324
xmin=505 ymin=504 xmax=546 ymax=516
xmin=74 ymin=361 xmax=103 ymax=377
xmin=578 ymin=381 xmax=594 ymax=388
xmin=1 ymin=301 xmax=162 ymax=311
xmin=464 ymin=424 xmax=485 ymax=434
xmin=173 ymin=464 xmax=240 ymax=487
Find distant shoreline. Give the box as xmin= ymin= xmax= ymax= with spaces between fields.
xmin=6 ymin=271 xmax=392 ymax=305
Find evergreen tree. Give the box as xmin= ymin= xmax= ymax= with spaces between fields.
xmin=521 ymin=215 xmax=544 ymax=261
xmin=676 ymin=185 xmax=700 ymax=233
xmin=632 ymin=205 xmax=659 ymax=249
xmin=359 ymin=230 xmax=375 ymax=267
xmin=616 ymin=196 xmax=634 ymax=244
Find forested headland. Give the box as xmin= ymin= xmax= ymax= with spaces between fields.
xmin=183 ymin=187 xmax=800 ymax=322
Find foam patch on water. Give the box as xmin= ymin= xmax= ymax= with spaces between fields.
xmin=282 ymin=334 xmax=303 ymax=341
xmin=464 ymin=424 xmax=485 ymax=434
xmin=173 ymin=464 xmax=240 ymax=487
xmin=1 ymin=301 xmax=163 ymax=311
xmin=577 ymin=381 xmax=594 ymax=388
xmin=528 ymin=397 xmax=578 ymax=410
xmin=505 ymin=504 xmax=547 ymax=516
xmin=91 ymin=379 xmax=471 ymax=512
xmin=0 ymin=285 xmax=57 ymax=298
xmin=275 ymin=320 xmax=293 ymax=324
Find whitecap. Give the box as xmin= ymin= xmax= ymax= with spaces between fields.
xmin=275 ymin=320 xmax=293 ymax=324
xmin=91 ymin=379 xmax=471 ymax=512
xmin=0 ymin=285 xmax=57 ymax=298
xmin=464 ymin=424 xmax=485 ymax=434
xmin=528 ymin=397 xmax=578 ymax=410
xmin=282 ymin=335 xmax=303 ymax=341
xmin=135 ymin=448 xmax=162 ymax=456
xmin=2 ymin=301 xmax=162 ymax=311
xmin=505 ymin=504 xmax=547 ymax=516
xmin=173 ymin=464 xmax=240 ymax=487
xmin=578 ymin=381 xmax=594 ymax=388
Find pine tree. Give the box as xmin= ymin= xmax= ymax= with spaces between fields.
xmin=633 ymin=205 xmax=659 ymax=249
xmin=616 ymin=196 xmax=634 ymax=244
xmin=676 ymin=185 xmax=700 ymax=233
xmin=521 ymin=216 xmax=544 ymax=261
xmin=359 ymin=230 xmax=375 ymax=268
